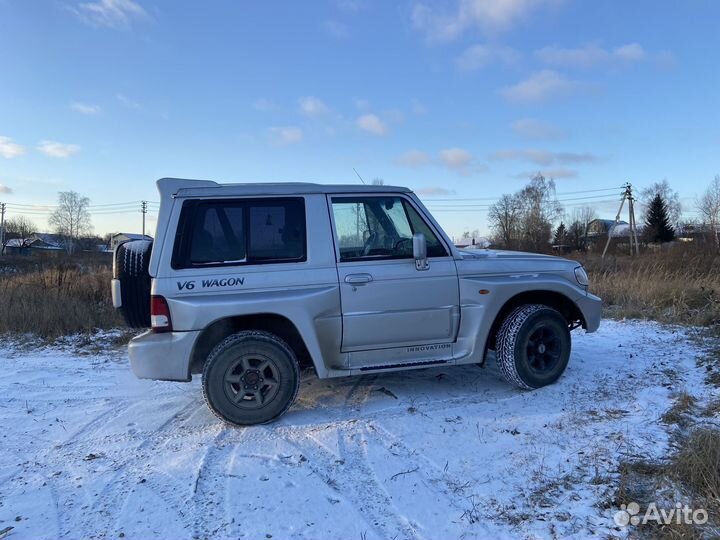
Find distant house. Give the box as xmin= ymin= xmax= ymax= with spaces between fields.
xmin=455 ymin=235 xmax=491 ymax=249
xmin=2 ymin=233 xmax=64 ymax=256
xmin=587 ymin=219 xmax=631 ymax=239
xmin=110 ymin=233 xmax=153 ymax=252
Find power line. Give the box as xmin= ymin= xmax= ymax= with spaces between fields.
xmin=425 ymin=195 xmax=623 ymax=210
xmin=420 ymin=186 xmax=625 ymax=202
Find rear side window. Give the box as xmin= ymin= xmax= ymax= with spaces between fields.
xmin=172 ymin=198 xmax=306 ymax=268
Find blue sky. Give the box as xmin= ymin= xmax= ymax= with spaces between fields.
xmin=1 ymin=0 xmax=719 ymax=238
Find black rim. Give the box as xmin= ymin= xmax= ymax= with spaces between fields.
xmin=223 ymin=353 xmax=281 ymax=409
xmin=525 ymin=324 xmax=563 ymax=373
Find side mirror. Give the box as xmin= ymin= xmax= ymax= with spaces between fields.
xmin=413 ymin=233 xmax=429 ymax=271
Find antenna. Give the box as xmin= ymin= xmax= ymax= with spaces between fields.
xmin=352 ymin=167 xmax=366 ymax=185
xmin=141 ymin=201 xmax=148 ymax=236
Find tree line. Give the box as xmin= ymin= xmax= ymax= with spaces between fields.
xmin=1 ymin=190 xmax=104 ymax=254
xmin=487 ymin=174 xmax=720 ymax=252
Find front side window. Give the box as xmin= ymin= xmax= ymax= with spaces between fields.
xmin=173 ymin=198 xmax=306 ymax=268
xmin=331 ymin=196 xmax=447 ymax=261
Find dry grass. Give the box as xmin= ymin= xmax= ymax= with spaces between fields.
xmin=670 ymin=428 xmax=720 ymax=503
xmin=576 ymin=244 xmax=720 ymax=327
xmin=613 ymin=428 xmax=720 ymax=539
xmin=702 ymin=399 xmax=720 ymax=417
xmin=0 ymin=258 xmax=123 ymax=338
xmin=662 ymin=392 xmax=698 ymax=426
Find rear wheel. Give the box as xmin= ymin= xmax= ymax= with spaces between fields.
xmin=496 ymin=304 xmax=571 ymax=390
xmin=202 ymin=331 xmax=300 ymax=426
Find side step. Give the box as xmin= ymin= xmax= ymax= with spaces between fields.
xmin=359 ymin=359 xmax=448 ymax=371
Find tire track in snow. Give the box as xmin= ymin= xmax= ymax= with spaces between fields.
xmin=280 ymin=422 xmax=426 ymax=540
xmin=66 ymin=400 xmax=202 ymax=536
xmin=189 ymin=426 xmax=237 ymax=537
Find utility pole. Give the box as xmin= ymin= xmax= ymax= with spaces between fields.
xmin=0 ymin=202 xmax=6 ymax=256
xmin=602 ymin=183 xmax=640 ymax=259
xmin=141 ymin=201 xmax=148 ymax=236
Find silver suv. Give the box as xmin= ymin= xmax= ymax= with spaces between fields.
xmin=112 ymin=178 xmax=601 ymax=426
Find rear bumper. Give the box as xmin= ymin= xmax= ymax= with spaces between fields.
xmin=577 ymin=292 xmax=602 ymax=333
xmin=128 ymin=330 xmax=200 ymax=382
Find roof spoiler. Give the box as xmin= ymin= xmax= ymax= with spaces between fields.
xmin=156 ymin=178 xmax=218 ymax=199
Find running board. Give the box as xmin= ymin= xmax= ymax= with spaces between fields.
xmin=359 ymin=359 xmax=448 ymax=371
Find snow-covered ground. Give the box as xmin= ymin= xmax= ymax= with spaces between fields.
xmin=0 ymin=321 xmax=715 ymax=540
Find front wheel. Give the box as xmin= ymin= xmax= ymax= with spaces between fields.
xmin=202 ymin=331 xmax=300 ymax=426
xmin=496 ymin=304 xmax=571 ymax=390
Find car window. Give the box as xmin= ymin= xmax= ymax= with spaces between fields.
xmin=331 ymin=196 xmax=446 ymax=261
xmin=248 ymin=201 xmax=305 ymax=261
xmin=190 ymin=205 xmax=246 ymax=264
xmin=174 ymin=198 xmax=306 ymax=268
xmin=404 ymin=202 xmax=447 ymax=257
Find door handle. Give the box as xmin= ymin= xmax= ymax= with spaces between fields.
xmin=345 ymin=273 xmax=373 ymax=285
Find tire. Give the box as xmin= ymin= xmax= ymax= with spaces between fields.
xmin=202 ymin=331 xmax=300 ymax=426
xmin=114 ymin=239 xmax=153 ymax=328
xmin=496 ymin=304 xmax=571 ymax=390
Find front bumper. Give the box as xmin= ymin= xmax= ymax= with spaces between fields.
xmin=128 ymin=330 xmax=200 ymax=382
xmin=576 ymin=292 xmax=602 ymax=333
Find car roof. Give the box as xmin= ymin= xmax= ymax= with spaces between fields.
xmin=158 ymin=177 xmax=412 ymax=198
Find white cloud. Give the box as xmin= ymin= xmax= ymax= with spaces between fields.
xmin=0 ymin=184 xmax=12 ymax=194
xmin=512 ymin=118 xmax=564 ymax=140
xmin=69 ymin=0 xmax=147 ymax=28
xmin=116 ymin=93 xmax=141 ymax=109
xmin=268 ymin=126 xmax=304 ymax=145
xmin=440 ymin=147 xmax=473 ymax=174
xmin=0 ymin=136 xmax=26 ymax=159
xmin=535 ymin=44 xmax=609 ymax=68
xmin=397 ymin=150 xmax=430 ymax=167
xmin=298 ymin=96 xmax=330 ymax=118
xmin=536 ymin=43 xmax=648 ymax=68
xmin=37 ymin=140 xmax=81 ymax=158
xmin=491 ymin=148 xmax=597 ymax=165
xmin=499 ymin=70 xmax=582 ymax=103
xmin=323 ymin=20 xmax=349 ymax=39
xmin=492 ymin=149 xmax=552 ymax=165
xmin=613 ymin=43 xmax=645 ymax=62
xmin=515 ymin=167 xmax=578 ymax=179
xmin=253 ymin=98 xmax=277 ymax=112
xmin=554 ymin=151 xmax=596 ymax=163
xmin=357 ymin=114 xmax=387 ymax=135
xmin=455 ymin=44 xmax=518 ymax=71
xmin=71 ymin=102 xmax=101 ymax=115
xmin=415 ymin=187 xmax=456 ymax=196
xmin=412 ymin=0 xmax=550 ymax=41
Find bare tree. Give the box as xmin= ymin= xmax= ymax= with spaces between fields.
xmin=489 ymin=175 xmax=564 ymax=252
xmin=1 ymin=216 xmax=36 ymax=252
xmin=517 ymin=174 xmax=563 ymax=252
xmin=488 ymin=194 xmax=521 ymax=249
xmin=4 ymin=216 xmax=35 ymax=240
xmin=371 ymin=178 xmax=385 ymax=185
xmin=49 ymin=191 xmax=92 ymax=253
xmin=640 ymin=179 xmax=681 ymax=226
xmin=697 ymin=175 xmax=720 ymax=248
xmin=566 ymin=220 xmax=586 ymax=251
xmin=569 ymin=206 xmax=597 ymax=249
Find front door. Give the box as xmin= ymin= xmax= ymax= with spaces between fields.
xmin=329 ymin=195 xmax=460 ymax=366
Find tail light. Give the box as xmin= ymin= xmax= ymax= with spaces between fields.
xmin=150 ymin=295 xmax=173 ymax=333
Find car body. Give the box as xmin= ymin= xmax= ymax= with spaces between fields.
xmin=113 ymin=178 xmax=601 ymax=425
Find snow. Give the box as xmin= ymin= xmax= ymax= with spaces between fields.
xmin=0 ymin=321 xmax=714 ymax=540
